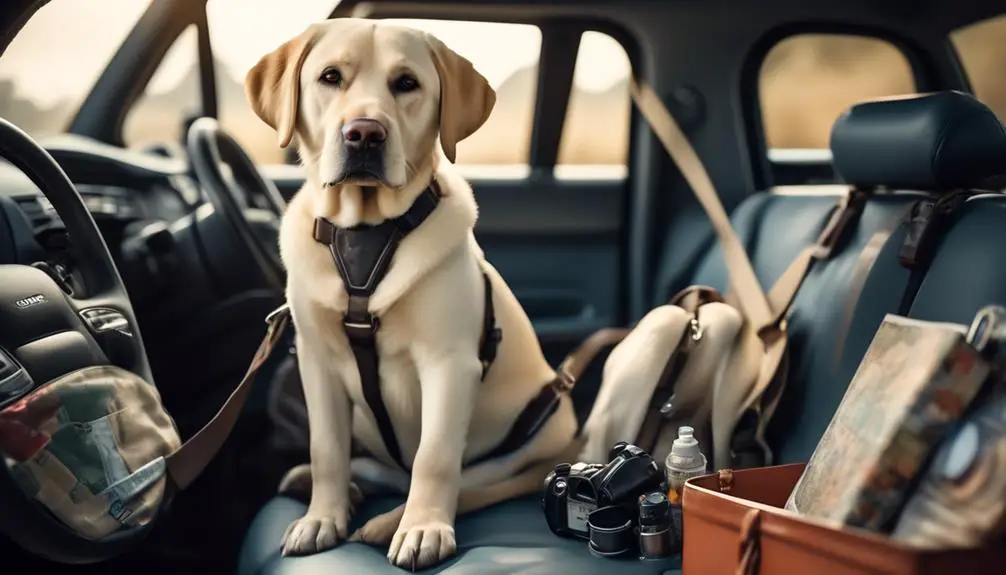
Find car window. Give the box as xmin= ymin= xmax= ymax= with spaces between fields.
xmin=950 ymin=15 xmax=1006 ymax=121
xmin=207 ymin=0 xmax=337 ymax=165
xmin=759 ymin=34 xmax=915 ymax=151
xmin=123 ymin=25 xmax=200 ymax=150
xmin=0 ymin=0 xmax=151 ymax=139
xmin=555 ymin=31 xmax=631 ymax=179
xmin=209 ymin=12 xmax=542 ymax=172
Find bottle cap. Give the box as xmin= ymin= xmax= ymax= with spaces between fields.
xmin=670 ymin=426 xmax=701 ymax=460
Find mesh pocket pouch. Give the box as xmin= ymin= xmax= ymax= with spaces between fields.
xmin=0 ymin=365 xmax=181 ymax=541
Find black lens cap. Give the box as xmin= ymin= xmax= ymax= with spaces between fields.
xmin=587 ymin=505 xmax=635 ymax=557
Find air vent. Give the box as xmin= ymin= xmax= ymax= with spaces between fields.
xmin=13 ymin=194 xmax=58 ymax=230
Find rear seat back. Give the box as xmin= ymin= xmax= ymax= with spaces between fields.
xmin=909 ymin=196 xmax=1006 ymax=324
xmin=672 ymin=91 xmax=1006 ymax=464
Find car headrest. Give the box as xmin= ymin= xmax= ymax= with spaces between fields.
xmin=829 ymin=91 xmax=1006 ymax=192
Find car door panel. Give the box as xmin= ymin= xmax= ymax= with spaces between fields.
xmin=473 ymin=175 xmax=623 ymax=364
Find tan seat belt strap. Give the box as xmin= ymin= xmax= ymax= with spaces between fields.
xmin=165 ymin=304 xmax=292 ymax=490
xmin=629 ymin=79 xmax=773 ymax=330
xmin=765 ymin=189 xmax=868 ymax=326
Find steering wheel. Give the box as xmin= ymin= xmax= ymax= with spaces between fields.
xmin=186 ymin=117 xmax=286 ymax=291
xmin=0 ymin=118 xmax=155 ymax=562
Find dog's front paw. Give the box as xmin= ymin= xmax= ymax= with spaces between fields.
xmin=281 ymin=507 xmax=351 ymax=556
xmin=387 ymin=520 xmax=457 ymax=571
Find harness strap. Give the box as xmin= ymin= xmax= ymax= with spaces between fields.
xmin=479 ymin=271 xmax=502 ymax=378
xmin=313 ymin=182 xmax=503 ymax=471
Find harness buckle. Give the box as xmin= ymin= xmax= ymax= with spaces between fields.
xmin=482 ymin=327 xmax=502 ymax=360
xmin=343 ymin=314 xmax=380 ymax=340
xmin=265 ymin=303 xmax=291 ymax=326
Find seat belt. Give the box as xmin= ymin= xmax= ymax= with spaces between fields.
xmin=629 ymin=80 xmax=774 ymax=329
xmin=559 ymin=85 xmax=864 ymax=386
xmin=560 ymin=81 xmax=860 ymax=378
xmin=628 ymin=79 xmax=866 ymax=467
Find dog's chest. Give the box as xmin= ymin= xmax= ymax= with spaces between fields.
xmin=291 ymin=249 xmax=425 ymax=439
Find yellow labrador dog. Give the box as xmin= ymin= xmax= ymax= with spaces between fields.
xmin=244 ymin=18 xmax=581 ymax=570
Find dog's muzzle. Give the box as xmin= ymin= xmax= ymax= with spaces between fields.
xmin=337 ymin=118 xmax=387 ymax=184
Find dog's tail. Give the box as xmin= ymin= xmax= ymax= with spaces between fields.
xmin=277 ymin=435 xmax=586 ymax=515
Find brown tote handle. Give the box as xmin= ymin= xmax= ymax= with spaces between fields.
xmin=737 ymin=509 xmax=763 ymax=575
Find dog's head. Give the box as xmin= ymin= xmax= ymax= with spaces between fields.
xmin=245 ymin=18 xmax=495 ymax=192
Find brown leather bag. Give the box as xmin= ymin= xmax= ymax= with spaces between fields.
xmin=681 ymin=464 xmax=1006 ymax=575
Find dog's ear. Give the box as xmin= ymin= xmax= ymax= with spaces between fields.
xmin=425 ymin=34 xmax=496 ymax=163
xmin=245 ymin=26 xmax=318 ymax=148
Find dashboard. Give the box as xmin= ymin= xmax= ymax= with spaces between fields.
xmin=0 ymin=134 xmax=199 ymax=238
xmin=0 ymin=135 xmax=213 ymax=309
xmin=0 ymin=131 xmax=293 ymax=397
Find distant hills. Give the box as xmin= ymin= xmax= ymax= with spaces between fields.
xmin=4 ymin=29 xmax=1005 ymax=165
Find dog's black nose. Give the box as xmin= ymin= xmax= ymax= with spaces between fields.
xmin=343 ymin=118 xmax=387 ymax=151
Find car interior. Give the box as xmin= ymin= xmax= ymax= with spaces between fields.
xmin=1 ymin=0 xmax=1005 ymax=573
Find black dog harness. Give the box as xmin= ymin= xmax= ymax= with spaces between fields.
xmin=313 ymin=181 xmax=571 ymax=470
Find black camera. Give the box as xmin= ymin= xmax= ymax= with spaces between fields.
xmin=542 ymin=442 xmax=665 ymax=540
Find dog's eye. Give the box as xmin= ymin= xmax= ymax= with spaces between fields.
xmin=391 ymin=74 xmax=420 ymax=94
xmin=319 ymin=67 xmax=343 ymax=87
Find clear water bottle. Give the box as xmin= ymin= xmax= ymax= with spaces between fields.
xmin=664 ymin=426 xmax=708 ymax=553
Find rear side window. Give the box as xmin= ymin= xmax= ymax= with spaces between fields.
xmin=555 ymin=31 xmax=632 ymax=178
xmin=759 ymin=34 xmax=915 ymax=151
xmin=951 ymin=15 xmax=1006 ymax=121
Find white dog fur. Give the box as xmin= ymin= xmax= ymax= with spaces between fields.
xmin=244 ymin=18 xmax=579 ymax=570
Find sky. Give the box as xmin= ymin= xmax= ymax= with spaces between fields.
xmin=0 ymin=0 xmax=630 ymax=110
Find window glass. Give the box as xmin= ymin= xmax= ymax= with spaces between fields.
xmin=123 ymin=25 xmax=200 ymax=149
xmin=951 ymin=15 xmax=1006 ymax=121
xmin=0 ymin=0 xmax=150 ymax=138
xmin=555 ymin=31 xmax=631 ymax=178
xmin=207 ymin=0 xmax=336 ymax=165
xmin=759 ymin=34 xmax=915 ymax=150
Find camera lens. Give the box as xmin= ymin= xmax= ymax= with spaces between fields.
xmin=638 ymin=491 xmax=670 ymax=529
xmin=637 ymin=491 xmax=674 ymax=559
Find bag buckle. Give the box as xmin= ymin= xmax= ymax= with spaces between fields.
xmin=688 ymin=315 xmax=703 ymax=342
xmin=552 ymin=367 xmax=576 ymax=394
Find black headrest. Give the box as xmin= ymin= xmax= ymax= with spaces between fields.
xmin=829 ymin=91 xmax=1006 ymax=192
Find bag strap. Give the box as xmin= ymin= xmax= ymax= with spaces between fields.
xmin=165 ymin=304 xmax=292 ymax=490
xmin=737 ymin=509 xmax=763 ymax=575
